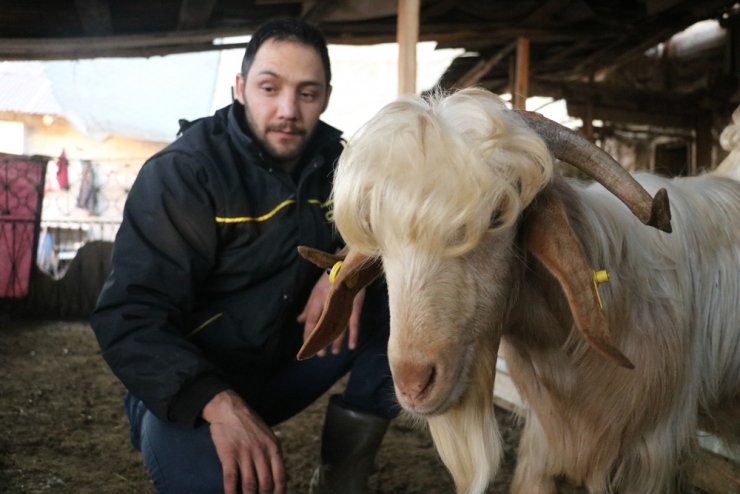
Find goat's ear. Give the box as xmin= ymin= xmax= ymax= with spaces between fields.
xmin=298 ymin=245 xmax=345 ymax=270
xmin=521 ymin=190 xmax=634 ymax=369
xmin=296 ymin=246 xmax=383 ymax=360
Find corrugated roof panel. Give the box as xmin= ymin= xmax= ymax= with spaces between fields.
xmin=0 ymin=62 xmax=62 ymax=115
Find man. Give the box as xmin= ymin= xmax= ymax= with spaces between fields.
xmin=91 ymin=18 xmax=397 ymax=494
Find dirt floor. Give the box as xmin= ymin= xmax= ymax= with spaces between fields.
xmin=0 ymin=317 xmax=528 ymax=494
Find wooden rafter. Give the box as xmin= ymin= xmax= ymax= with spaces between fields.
xmin=575 ymin=0 xmax=734 ymax=78
xmin=566 ymin=99 xmax=698 ymax=129
xmin=0 ymin=27 xmax=255 ymax=60
xmin=453 ymin=42 xmax=515 ymax=88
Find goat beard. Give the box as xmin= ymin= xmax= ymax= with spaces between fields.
xmin=427 ymin=340 xmax=502 ymax=494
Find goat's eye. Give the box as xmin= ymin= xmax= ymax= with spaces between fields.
xmin=489 ymin=210 xmax=503 ymax=229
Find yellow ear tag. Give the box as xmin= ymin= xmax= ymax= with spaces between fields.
xmin=328 ymin=261 xmax=343 ymax=284
xmin=592 ymin=269 xmax=609 ymax=310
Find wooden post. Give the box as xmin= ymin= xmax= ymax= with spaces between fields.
xmin=694 ymin=113 xmax=712 ymax=174
xmin=397 ymin=0 xmax=419 ymax=95
xmin=513 ymin=37 xmax=529 ymax=110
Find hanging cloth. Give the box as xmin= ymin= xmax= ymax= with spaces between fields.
xmin=56 ymin=149 xmax=69 ymax=190
xmin=76 ymin=160 xmax=98 ymax=214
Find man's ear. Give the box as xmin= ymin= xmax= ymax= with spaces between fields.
xmin=234 ymin=73 xmax=247 ymax=105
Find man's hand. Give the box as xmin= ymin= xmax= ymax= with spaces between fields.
xmin=297 ymin=272 xmax=366 ymax=356
xmin=202 ymin=390 xmax=285 ymax=494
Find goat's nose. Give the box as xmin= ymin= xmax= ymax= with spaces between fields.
xmin=394 ymin=361 xmax=436 ymax=402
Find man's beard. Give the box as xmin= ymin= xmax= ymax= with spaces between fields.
xmin=245 ymin=106 xmax=309 ymax=165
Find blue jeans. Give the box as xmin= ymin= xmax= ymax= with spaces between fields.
xmin=125 ymin=283 xmax=397 ymax=493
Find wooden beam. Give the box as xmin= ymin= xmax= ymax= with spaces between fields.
xmin=453 ymin=42 xmax=515 ymax=89
xmin=177 ymin=0 xmax=217 ymax=31
xmin=589 ymin=27 xmax=676 ymax=79
xmin=578 ymin=0 xmax=735 ymax=78
xmin=302 ymin=0 xmax=341 ymax=24
xmin=0 ymin=20 xmax=612 ymax=60
xmin=0 ymin=26 xmax=263 ymax=60
xmin=558 ymin=80 xmax=707 ymax=117
xmin=323 ymin=21 xmax=612 ymax=43
xmin=397 ymin=0 xmax=420 ymax=95
xmin=567 ymin=101 xmax=696 ymax=129
xmin=513 ymin=37 xmax=530 ymax=110
xmin=74 ymin=0 xmax=113 ymax=36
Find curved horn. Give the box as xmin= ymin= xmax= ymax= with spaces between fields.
xmin=515 ymin=110 xmax=672 ymax=234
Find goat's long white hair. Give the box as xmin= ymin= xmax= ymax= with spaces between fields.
xmin=333 ymin=88 xmax=553 ymax=258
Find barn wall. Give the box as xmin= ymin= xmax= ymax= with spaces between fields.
xmin=0 ymin=112 xmax=168 ymax=168
xmin=1 ymin=240 xmax=113 ymax=319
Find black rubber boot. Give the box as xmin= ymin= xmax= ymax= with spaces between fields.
xmin=309 ymin=395 xmax=390 ymax=494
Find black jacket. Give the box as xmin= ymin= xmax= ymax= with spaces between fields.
xmin=91 ymin=102 xmax=343 ymax=425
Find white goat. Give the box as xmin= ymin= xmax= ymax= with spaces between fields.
xmin=298 ymin=88 xmax=740 ymax=494
xmin=715 ymin=104 xmax=740 ymax=181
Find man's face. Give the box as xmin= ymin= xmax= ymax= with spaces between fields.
xmin=235 ymin=39 xmax=332 ymax=166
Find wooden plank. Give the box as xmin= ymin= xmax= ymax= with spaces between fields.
xmin=177 ymin=0 xmax=217 ymax=31
xmin=454 ymin=42 xmax=515 ymax=89
xmin=0 ymin=21 xmax=603 ymax=60
xmin=397 ymin=0 xmax=420 ymax=95
xmin=579 ymin=0 xmax=733 ymax=78
xmin=567 ymin=101 xmax=696 ymax=129
xmin=74 ymin=0 xmax=113 ymax=36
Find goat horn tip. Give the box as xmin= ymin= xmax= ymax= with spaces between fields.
xmin=618 ymin=355 xmax=635 ymax=370
xmin=646 ymin=188 xmax=672 ymax=233
xmin=296 ymin=348 xmax=316 ymax=361
xmin=599 ymin=345 xmax=635 ymax=370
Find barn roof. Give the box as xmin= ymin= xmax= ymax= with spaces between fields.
xmin=0 ymin=62 xmax=62 ymax=115
xmin=0 ymin=1 xmax=738 ymax=131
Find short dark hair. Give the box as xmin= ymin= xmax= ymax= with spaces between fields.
xmin=241 ymin=17 xmax=331 ymax=87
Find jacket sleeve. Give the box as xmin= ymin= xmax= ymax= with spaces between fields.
xmin=91 ymin=151 xmax=230 ymax=426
